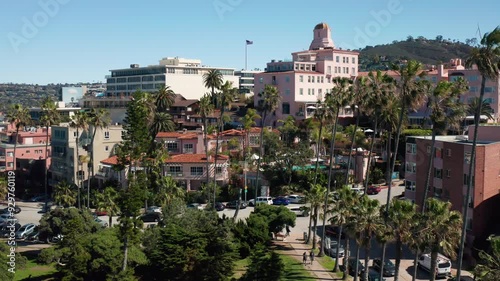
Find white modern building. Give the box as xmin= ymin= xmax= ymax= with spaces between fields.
xmin=235 ymin=69 xmax=263 ymax=97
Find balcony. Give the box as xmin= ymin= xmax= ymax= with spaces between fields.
xmin=165 ymin=173 xmax=184 ymax=177
xmin=0 ymin=166 xmax=5 ymax=172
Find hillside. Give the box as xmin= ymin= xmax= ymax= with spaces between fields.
xmin=358 ymin=37 xmax=474 ymax=71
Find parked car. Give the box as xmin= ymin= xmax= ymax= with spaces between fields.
xmin=94 ymin=218 xmax=109 ymax=228
xmin=289 ymin=207 xmax=309 ymax=217
xmin=226 ymin=200 xmax=247 ymax=209
xmin=372 ymin=258 xmax=396 ymax=276
xmin=15 ymin=223 xmax=37 ymax=240
xmin=146 ymin=206 xmax=162 ymax=214
xmin=0 ymin=223 xmax=21 ymax=238
xmin=367 ymin=186 xmax=381 ymax=195
xmin=29 ymin=195 xmax=49 ymax=202
xmin=367 ymin=268 xmax=386 ymax=281
xmin=25 ymin=226 xmax=40 ymax=242
xmin=324 ymin=239 xmax=346 ymax=258
xmin=215 ymin=202 xmax=225 ymax=211
xmin=1 ymin=206 xmax=21 ymax=214
xmin=345 ymin=257 xmax=365 ymax=276
xmin=94 ymin=210 xmax=108 ymax=216
xmin=0 ymin=214 xmax=18 ymax=227
xmin=325 ymin=225 xmax=345 ymax=238
xmin=287 ymin=194 xmax=305 ymax=204
xmin=187 ymin=203 xmax=203 ymax=210
xmin=418 ymin=253 xmax=452 ymax=278
xmin=351 ymin=187 xmax=365 ymax=196
xmin=273 ymin=197 xmax=290 ymax=206
xmin=140 ymin=212 xmax=162 ymax=223
xmin=248 ymin=196 xmax=273 ymax=206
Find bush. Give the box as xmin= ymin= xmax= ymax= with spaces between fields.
xmin=240 ymin=244 xmax=284 ymax=281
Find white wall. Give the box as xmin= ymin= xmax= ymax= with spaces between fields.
xmin=167 ymin=74 xmax=240 ymax=100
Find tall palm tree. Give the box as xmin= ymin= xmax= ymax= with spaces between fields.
xmin=305 ymin=183 xmax=326 ymax=248
xmin=242 ymin=108 xmax=260 ymax=159
xmin=155 ymin=176 xmax=185 ymax=207
xmin=212 ymin=81 xmax=238 ymax=208
xmin=198 ymin=94 xmax=214 ymax=185
xmin=53 ymin=181 xmax=76 ymax=208
xmin=386 ymin=199 xmax=417 ymax=281
xmin=41 ymin=97 xmax=61 ymax=210
xmin=319 ymin=77 xmax=353 ymax=257
xmin=155 ymin=85 xmax=176 ymax=112
xmin=203 ymin=69 xmax=224 ymax=108
xmin=421 ymin=198 xmax=462 ymax=281
xmin=466 ymin=97 xmax=494 ymax=123
xmin=457 ymin=26 xmax=500 ymax=280
xmin=149 ymin=112 xmax=175 ymax=152
xmin=6 ymin=104 xmax=31 ymax=171
xmin=422 ymin=79 xmax=467 ymax=209
xmin=69 ymin=111 xmax=89 ymax=209
xmin=474 ymin=236 xmax=500 ymax=281
xmin=254 ymin=85 xmax=280 ymax=201
xmin=353 ymin=195 xmax=381 ymax=281
xmin=344 ymin=77 xmax=368 ymax=185
xmin=95 ymin=186 xmax=120 ymax=227
xmin=329 ymin=185 xmax=359 ymax=275
xmin=312 ymin=99 xmax=332 ymax=185
xmin=363 ymin=71 xmax=395 ymax=193
xmin=88 ymin=108 xmax=110 ymax=202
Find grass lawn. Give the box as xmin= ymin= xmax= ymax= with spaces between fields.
xmin=313 ymin=248 xmax=345 ymax=279
xmin=232 ymin=257 xmax=249 ymax=279
xmin=14 ymin=250 xmax=57 ymax=281
xmin=279 ymin=254 xmax=316 ymax=281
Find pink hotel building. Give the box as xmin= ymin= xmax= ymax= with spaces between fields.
xmin=254 ymin=23 xmax=358 ymax=126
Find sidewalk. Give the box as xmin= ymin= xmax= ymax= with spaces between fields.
xmin=274 ymin=233 xmax=338 ymax=280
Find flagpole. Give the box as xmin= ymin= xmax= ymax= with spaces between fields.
xmin=245 ymin=42 xmax=248 ymax=70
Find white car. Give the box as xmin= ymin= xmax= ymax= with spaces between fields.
xmin=417 ymin=253 xmax=452 ymax=278
xmin=289 ymin=207 xmax=309 ymax=217
xmin=15 ymin=223 xmax=37 ymax=240
xmin=248 ymin=197 xmax=273 ymax=206
xmin=147 ymin=206 xmax=162 ymax=213
xmin=287 ymin=195 xmax=305 ymax=204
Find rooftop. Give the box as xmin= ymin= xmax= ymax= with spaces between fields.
xmin=411 ymin=135 xmax=498 ymax=145
xmin=165 ymin=154 xmax=229 ymax=164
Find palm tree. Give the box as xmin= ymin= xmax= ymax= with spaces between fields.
xmin=305 ymin=183 xmax=326 ymax=248
xmin=474 ymin=235 xmax=500 ymax=281
xmin=88 ymin=108 xmax=110 ymax=207
xmin=466 ymin=97 xmax=494 ymax=124
xmin=386 ymin=199 xmax=417 ymax=281
xmin=254 ymin=85 xmax=280 ymax=201
xmin=5 ymin=104 xmax=31 ymax=171
xmin=155 ymin=85 xmax=176 ymax=112
xmin=421 ymin=198 xmax=462 ymax=281
xmin=422 ymin=79 xmax=467 ymax=208
xmin=155 ymin=176 xmax=185 ymax=206
xmin=329 ymin=185 xmax=359 ymax=275
xmin=203 ymin=69 xmax=224 ymax=108
xmin=353 ymin=195 xmax=381 ymax=281
xmin=212 ymin=81 xmax=238 ymax=208
xmin=40 ymin=97 xmax=61 ymax=210
xmin=95 ymin=186 xmax=120 ymax=227
xmin=53 ymin=181 xmax=76 ymax=207
xmin=363 ymin=71 xmax=396 ymax=193
xmin=312 ymin=100 xmax=331 ymax=185
xmin=242 ymin=108 xmax=260 ymax=160
xmin=149 ymin=112 xmax=175 ymax=152
xmin=198 ymin=94 xmax=214 ymax=185
xmin=319 ymin=77 xmax=353 ymax=257
xmin=69 ymin=111 xmax=89 ymax=209
xmin=344 ymin=77 xmax=367 ymax=185
xmin=458 ymin=26 xmax=500 ymax=280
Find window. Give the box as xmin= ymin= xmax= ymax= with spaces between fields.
xmin=169 ymin=166 xmax=181 ymax=173
xmin=464 ymin=152 xmax=471 ymax=164
xmin=334 ymin=67 xmax=338 ymax=73
xmin=308 ymin=89 xmax=311 ymax=95
xmin=342 ymin=57 xmax=346 ymax=63
xmin=433 ymin=187 xmax=443 ymax=198
xmin=311 ymin=89 xmax=315 ymax=95
xmin=484 ymin=98 xmax=494 ymax=103
xmin=312 ymin=76 xmax=315 ymax=83
xmin=285 ymin=76 xmax=290 ymax=82
xmin=327 ymin=66 xmax=331 ymax=74
xmin=427 ymin=145 xmax=431 ymax=154
xmin=469 ymin=86 xmax=478 ymax=92
xmin=352 ymin=57 xmax=355 ymax=64
xmin=282 ymin=103 xmax=290 ymax=114
xmin=435 ymin=148 xmax=442 ymax=158
xmin=320 ymin=76 xmax=324 ymax=83
xmin=434 ymin=168 xmax=443 ymax=179
xmin=468 ymin=76 xmax=478 ymax=81
xmin=184 ymin=144 xmax=194 ymax=153
xmin=259 ymin=77 xmax=263 ymax=84
xmin=445 ymin=169 xmax=451 ymax=178
xmin=346 ymin=67 xmax=349 ymax=74
xmin=105 ymin=146 xmax=109 ymax=152
xmin=299 ymin=75 xmax=303 ymax=82
xmin=405 ymin=180 xmax=416 ymax=191
xmin=405 ymin=162 xmax=416 ymax=173
xmin=299 ymin=88 xmax=303 ymax=95
xmin=352 ymin=67 xmax=356 ymax=75
xmin=7 ymin=162 xmax=13 ymax=168
xmin=249 ymin=136 xmax=259 ymax=145
xmin=190 ymin=167 xmax=203 ymax=176
xmin=336 ymin=56 xmax=339 ymax=62
xmin=216 ymin=167 xmax=223 ymax=174
xmin=308 ymin=76 xmax=311 ymax=83
xmin=7 ymin=152 xmax=13 ymax=157
xmin=485 ymin=87 xmax=495 ymax=93
xmin=406 ymin=143 xmax=416 ymax=154
xmin=167 ymin=142 xmax=178 ymax=152
xmin=73 ymin=132 xmax=77 ymax=137
xmin=104 ymin=132 xmax=110 ymax=139
xmin=446 ymin=149 xmax=451 ymax=157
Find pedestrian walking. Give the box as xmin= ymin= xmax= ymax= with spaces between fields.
xmin=285 ymin=225 xmax=291 ymax=237
xmin=303 ymin=252 xmax=307 ymax=265
xmin=309 ymin=251 xmax=315 ymax=265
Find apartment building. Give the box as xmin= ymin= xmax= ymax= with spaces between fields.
xmin=29 ymin=102 xmax=81 ymax=122
xmin=254 ymin=22 xmax=358 ymax=126
xmin=0 ymin=122 xmax=50 ymax=171
xmin=235 ymin=69 xmax=262 ymax=96
xmin=405 ymin=125 xmax=500 ymax=250
xmin=50 ymin=123 xmax=124 ymax=188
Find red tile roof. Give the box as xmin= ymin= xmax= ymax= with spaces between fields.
xmin=156 ymin=131 xmax=216 ymax=139
xmin=101 ymin=155 xmax=119 ymax=165
xmin=220 ymin=129 xmax=245 ymax=136
xmin=165 ymin=154 xmax=229 ymax=163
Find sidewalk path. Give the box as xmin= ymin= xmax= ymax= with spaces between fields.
xmin=273 ymin=233 xmax=338 ymax=280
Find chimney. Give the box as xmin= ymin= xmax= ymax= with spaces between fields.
xmin=438 ymin=64 xmax=444 ymax=77
xmin=182 ymin=128 xmax=187 ymax=134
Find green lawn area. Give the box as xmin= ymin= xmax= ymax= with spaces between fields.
xmin=280 ymin=254 xmax=316 ymax=281
xmin=313 ymin=248 xmax=345 ymax=279
xmin=232 ymin=257 xmax=249 ymax=279
xmin=14 ymin=251 xmax=57 ymax=281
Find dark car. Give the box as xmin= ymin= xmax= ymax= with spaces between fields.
xmin=373 ymin=258 xmax=396 ymax=276
xmin=1 ymin=206 xmax=21 ymax=214
xmin=272 ymin=197 xmax=290 ymax=206
xmin=325 ymin=225 xmax=345 ymax=238
xmin=226 ymin=200 xmax=247 ymax=209
xmin=367 ymin=268 xmax=385 ymax=281
xmin=140 ymin=212 xmax=162 ymax=223
xmin=367 ymin=186 xmax=381 ymax=195
xmin=215 ymin=202 xmax=225 ymax=211
xmin=342 ymin=257 xmax=365 ymax=277
xmin=0 ymin=223 xmax=21 ymax=238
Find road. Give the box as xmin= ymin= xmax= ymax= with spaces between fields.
xmin=4 ymin=184 xmax=472 ymax=280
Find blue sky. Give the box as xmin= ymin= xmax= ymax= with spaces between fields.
xmin=1 ymin=0 xmax=499 ymax=84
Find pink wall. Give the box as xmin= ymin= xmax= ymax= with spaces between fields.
xmin=468 ymin=125 xmax=500 ymax=142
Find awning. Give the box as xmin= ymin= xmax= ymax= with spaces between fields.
xmin=465 ymin=115 xmax=489 ymax=120
xmin=364 ymin=129 xmax=374 ymax=133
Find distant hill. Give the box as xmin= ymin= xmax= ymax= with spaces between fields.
xmin=358 ymin=37 xmax=474 ymax=72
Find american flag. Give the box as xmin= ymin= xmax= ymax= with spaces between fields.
xmin=246 ymin=40 xmax=253 ymax=45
